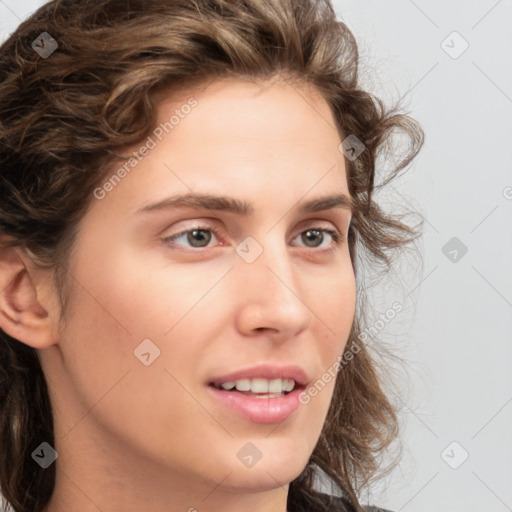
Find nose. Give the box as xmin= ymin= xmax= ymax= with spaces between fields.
xmin=232 ymin=237 xmax=313 ymax=340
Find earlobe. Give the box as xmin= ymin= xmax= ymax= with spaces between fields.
xmin=0 ymin=244 xmax=59 ymax=349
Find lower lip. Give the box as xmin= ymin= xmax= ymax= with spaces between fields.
xmin=207 ymin=385 xmax=303 ymax=424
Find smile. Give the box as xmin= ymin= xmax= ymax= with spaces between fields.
xmin=212 ymin=377 xmax=296 ymax=396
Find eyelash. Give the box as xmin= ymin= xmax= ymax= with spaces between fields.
xmin=161 ymin=223 xmax=345 ymax=253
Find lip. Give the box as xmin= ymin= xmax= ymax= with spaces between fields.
xmin=206 ymin=364 xmax=309 ymax=424
xmin=207 ymin=385 xmax=304 ymax=424
xmin=208 ymin=364 xmax=309 ymax=388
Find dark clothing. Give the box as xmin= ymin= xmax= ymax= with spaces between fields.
xmin=292 ymin=489 xmax=392 ymax=512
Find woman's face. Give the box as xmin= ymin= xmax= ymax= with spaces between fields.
xmin=40 ymin=77 xmax=356 ymax=505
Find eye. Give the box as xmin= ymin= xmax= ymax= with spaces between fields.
xmin=162 ymin=224 xmax=222 ymax=249
xmin=292 ymin=228 xmax=343 ymax=250
xmin=161 ymin=223 xmax=345 ymax=252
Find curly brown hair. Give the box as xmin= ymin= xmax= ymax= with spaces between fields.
xmin=0 ymin=0 xmax=423 ymax=511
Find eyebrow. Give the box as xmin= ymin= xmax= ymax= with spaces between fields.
xmin=135 ymin=192 xmax=354 ymax=217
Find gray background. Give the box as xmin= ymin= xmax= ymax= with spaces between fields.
xmin=1 ymin=1 xmax=511 ymax=511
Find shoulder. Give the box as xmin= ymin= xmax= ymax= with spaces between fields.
xmin=307 ymin=490 xmax=394 ymax=512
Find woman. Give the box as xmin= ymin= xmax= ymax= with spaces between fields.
xmin=0 ymin=0 xmax=423 ymax=511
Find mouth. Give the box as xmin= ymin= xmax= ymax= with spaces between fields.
xmin=206 ymin=365 xmax=309 ymax=423
xmin=209 ymin=377 xmax=303 ymax=399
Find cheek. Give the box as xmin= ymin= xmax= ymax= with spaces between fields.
xmin=56 ymin=268 xmax=221 ymax=469
xmin=101 ymin=249 xmax=232 ymax=339
xmin=320 ymin=269 xmax=356 ymax=350
xmin=61 ymin=244 xmax=232 ymax=387
xmin=298 ymin=267 xmax=356 ymax=425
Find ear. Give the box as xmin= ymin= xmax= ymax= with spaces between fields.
xmin=0 ymin=242 xmax=60 ymax=349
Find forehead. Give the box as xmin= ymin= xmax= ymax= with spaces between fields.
xmin=155 ymin=75 xmax=339 ymax=137
xmin=148 ymin=77 xmax=345 ymax=180
xmin=89 ymin=77 xmax=349 ymax=220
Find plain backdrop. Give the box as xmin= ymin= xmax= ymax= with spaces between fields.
xmin=1 ymin=1 xmax=511 ymax=511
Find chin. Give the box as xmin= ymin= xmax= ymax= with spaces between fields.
xmin=220 ymin=463 xmax=306 ymax=494
xmin=217 ymin=442 xmax=311 ymax=493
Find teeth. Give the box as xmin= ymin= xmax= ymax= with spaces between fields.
xmin=217 ymin=378 xmax=296 ymax=394
xmin=268 ymin=378 xmax=281 ymax=393
xmin=235 ymin=379 xmax=251 ymax=391
xmin=250 ymin=378 xmax=268 ymax=393
xmin=283 ymin=379 xmax=295 ymax=392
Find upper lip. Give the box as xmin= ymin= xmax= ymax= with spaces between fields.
xmin=208 ymin=364 xmax=309 ymax=387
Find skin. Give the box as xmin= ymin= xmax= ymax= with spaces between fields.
xmin=0 ymin=77 xmax=356 ymax=512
